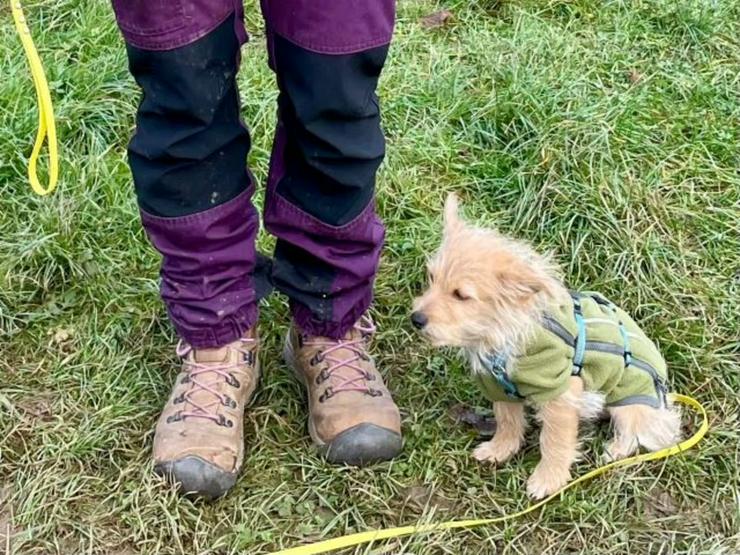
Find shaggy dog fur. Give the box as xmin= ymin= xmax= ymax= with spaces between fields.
xmin=412 ymin=194 xmax=681 ymax=498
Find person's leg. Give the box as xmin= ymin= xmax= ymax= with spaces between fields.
xmin=111 ymin=1 xmax=260 ymax=498
xmin=262 ymin=0 xmax=392 ymax=337
xmin=261 ymin=0 xmax=402 ymax=465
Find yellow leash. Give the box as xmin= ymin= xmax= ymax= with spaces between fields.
xmin=273 ymin=393 xmax=707 ymax=555
xmin=11 ymin=0 xmax=59 ymax=196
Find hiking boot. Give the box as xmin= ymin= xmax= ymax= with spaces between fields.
xmin=284 ymin=316 xmax=402 ymax=466
xmin=153 ymin=329 xmax=259 ymax=499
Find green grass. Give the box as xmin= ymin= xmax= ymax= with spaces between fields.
xmin=1 ymin=0 xmax=739 ymax=553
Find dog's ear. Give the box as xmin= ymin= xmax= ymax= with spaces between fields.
xmin=443 ymin=193 xmax=463 ymax=235
xmin=497 ymin=268 xmax=551 ymax=300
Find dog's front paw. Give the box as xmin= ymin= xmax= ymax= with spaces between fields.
xmin=526 ymin=463 xmax=571 ymax=499
xmin=473 ymin=438 xmax=521 ymax=464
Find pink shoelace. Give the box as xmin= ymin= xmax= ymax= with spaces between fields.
xmin=305 ymin=316 xmax=382 ymax=401
xmin=169 ymin=337 xmax=256 ymax=426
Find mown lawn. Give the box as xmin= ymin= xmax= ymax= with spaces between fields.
xmin=1 ymin=0 xmax=738 ymax=553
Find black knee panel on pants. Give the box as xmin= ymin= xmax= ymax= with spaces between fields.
xmin=126 ymin=15 xmax=251 ymax=217
xmin=273 ymin=34 xmax=389 ymax=226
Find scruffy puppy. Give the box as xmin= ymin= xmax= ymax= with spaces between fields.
xmin=412 ymin=194 xmax=681 ymax=499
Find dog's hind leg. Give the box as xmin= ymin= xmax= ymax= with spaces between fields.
xmin=606 ymin=404 xmax=682 ymax=461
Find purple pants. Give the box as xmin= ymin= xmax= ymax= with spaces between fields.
xmin=111 ymin=0 xmax=395 ymax=347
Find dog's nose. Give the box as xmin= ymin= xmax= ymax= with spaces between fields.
xmin=411 ymin=311 xmax=428 ymax=329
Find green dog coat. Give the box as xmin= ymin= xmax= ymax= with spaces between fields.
xmin=474 ymin=292 xmax=669 ymax=408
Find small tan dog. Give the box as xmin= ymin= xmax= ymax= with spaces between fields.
xmin=412 ymin=194 xmax=681 ymax=498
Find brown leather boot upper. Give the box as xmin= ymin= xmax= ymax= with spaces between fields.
xmin=153 ymin=329 xmax=259 ymax=499
xmin=285 ymin=317 xmax=402 ymax=465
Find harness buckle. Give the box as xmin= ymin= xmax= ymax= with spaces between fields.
xmin=480 ymin=352 xmax=524 ymax=399
xmin=624 ymin=351 xmax=632 ymax=366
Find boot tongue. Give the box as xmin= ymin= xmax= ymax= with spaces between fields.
xmin=193 ymin=346 xmax=230 ymax=363
xmin=322 ymin=329 xmax=369 ymax=383
xmin=311 ymin=327 xmax=363 ymax=345
xmin=186 ymin=346 xmax=231 ymax=411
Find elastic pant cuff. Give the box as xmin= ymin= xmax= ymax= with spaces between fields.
xmin=291 ymin=292 xmax=372 ymax=340
xmin=174 ymin=303 xmax=259 ymax=349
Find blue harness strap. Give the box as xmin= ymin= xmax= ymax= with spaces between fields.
xmin=618 ymin=321 xmax=632 ymax=367
xmin=594 ymin=292 xmax=633 ymax=369
xmin=570 ymin=292 xmax=587 ymax=376
xmin=480 ymin=352 xmax=523 ymax=399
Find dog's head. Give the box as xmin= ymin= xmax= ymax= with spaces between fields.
xmin=411 ymin=194 xmax=564 ymax=350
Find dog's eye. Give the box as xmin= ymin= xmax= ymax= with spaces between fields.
xmin=453 ymin=289 xmax=470 ymax=301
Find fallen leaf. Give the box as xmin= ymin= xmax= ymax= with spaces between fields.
xmin=448 ymin=403 xmax=497 ymax=437
xmin=420 ymin=10 xmax=454 ymax=30
xmin=627 ymin=69 xmax=642 ymax=84
xmin=52 ymin=328 xmax=73 ymax=343
xmin=643 ymin=488 xmax=679 ymax=518
xmin=314 ymin=507 xmax=334 ymax=524
xmin=50 ymin=327 xmax=76 ymax=352
xmin=17 ymin=395 xmax=54 ymax=421
xmin=401 ymin=485 xmax=455 ymax=512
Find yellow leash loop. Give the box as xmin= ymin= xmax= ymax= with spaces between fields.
xmin=273 ymin=394 xmax=708 ymax=555
xmin=11 ymin=0 xmax=59 ymax=196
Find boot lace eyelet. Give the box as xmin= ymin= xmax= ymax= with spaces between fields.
xmin=318 ymin=387 xmax=334 ymax=403
xmin=166 ymin=412 xmax=183 ymax=423
xmin=310 ymin=352 xmax=325 ymax=366
xmin=218 ymin=414 xmax=234 ymax=427
xmin=227 ymin=374 xmax=241 ymax=388
xmin=315 ymin=369 xmax=329 ymax=385
xmin=366 ymin=388 xmax=382 ymax=397
xmin=173 ymin=394 xmax=185 ymax=404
